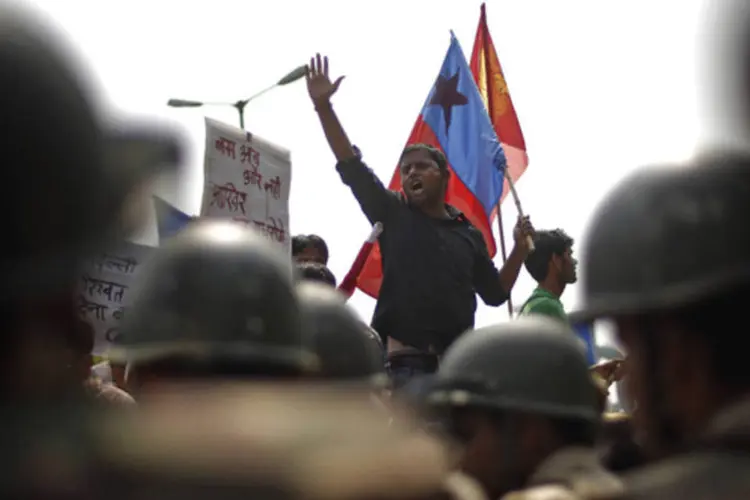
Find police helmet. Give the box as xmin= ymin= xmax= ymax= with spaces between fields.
xmin=428 ymin=317 xmax=599 ymax=422
xmin=112 ymin=220 xmax=318 ymax=375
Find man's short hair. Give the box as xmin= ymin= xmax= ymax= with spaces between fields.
xmin=524 ymin=229 xmax=574 ymax=282
xmin=292 ymin=235 xmax=309 ymax=257
xmin=400 ymin=143 xmax=448 ymax=172
xmin=295 ymin=262 xmax=337 ymax=287
xmin=306 ymin=234 xmax=329 ymax=263
xmin=291 ymin=234 xmax=329 ymax=264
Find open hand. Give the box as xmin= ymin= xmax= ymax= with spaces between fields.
xmin=306 ymin=53 xmax=344 ymax=104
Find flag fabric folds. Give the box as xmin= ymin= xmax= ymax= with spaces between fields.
xmin=338 ymin=222 xmax=383 ymax=299
xmin=469 ymin=3 xmax=528 ymax=206
xmin=153 ymin=196 xmax=192 ymax=242
xmin=355 ymin=32 xmax=507 ymax=299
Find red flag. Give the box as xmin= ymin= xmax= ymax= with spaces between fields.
xmin=470 ymin=3 xmax=529 ymax=205
xmin=354 ymin=33 xmax=506 ymax=299
xmin=338 ymin=223 xmax=382 ymax=299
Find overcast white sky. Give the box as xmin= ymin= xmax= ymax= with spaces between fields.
xmin=25 ymin=0 xmax=710 ymax=337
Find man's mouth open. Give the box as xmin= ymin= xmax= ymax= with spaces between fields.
xmin=409 ymin=180 xmax=424 ymax=195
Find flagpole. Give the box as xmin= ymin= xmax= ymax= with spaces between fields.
xmin=480 ymin=4 xmax=514 ymax=318
xmin=495 ymin=203 xmax=513 ymax=317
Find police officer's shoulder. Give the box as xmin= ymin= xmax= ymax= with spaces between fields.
xmin=501 ymin=484 xmax=581 ymax=500
xmin=617 ymin=449 xmax=750 ymax=500
xmin=96 ymin=385 xmax=456 ymax=498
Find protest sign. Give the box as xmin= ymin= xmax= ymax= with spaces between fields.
xmin=76 ymin=241 xmax=154 ymax=355
xmin=201 ymin=118 xmax=291 ymax=254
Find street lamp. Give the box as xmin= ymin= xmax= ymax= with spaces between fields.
xmin=167 ymin=64 xmax=308 ymax=129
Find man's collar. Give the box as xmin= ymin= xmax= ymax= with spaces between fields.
xmin=534 ymin=287 xmax=561 ymax=300
xmin=445 ymin=204 xmax=464 ymax=220
xmin=401 ymin=194 xmax=465 ymax=221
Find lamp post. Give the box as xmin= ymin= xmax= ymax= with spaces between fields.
xmin=167 ymin=64 xmax=307 ymax=129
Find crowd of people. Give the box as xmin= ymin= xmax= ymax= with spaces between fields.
xmin=3 ymin=2 xmax=750 ymax=499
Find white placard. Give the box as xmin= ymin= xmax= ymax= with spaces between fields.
xmin=201 ymin=118 xmax=291 ymax=254
xmin=76 ymin=242 xmax=154 ymax=355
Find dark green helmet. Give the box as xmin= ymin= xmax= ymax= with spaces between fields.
xmin=111 ymin=220 xmax=318 ymax=375
xmin=296 ymin=282 xmax=386 ymax=387
xmin=427 ymin=317 xmax=599 ymax=422
xmin=579 ymin=150 xmax=750 ymax=320
xmin=0 ymin=4 xmax=183 ymax=300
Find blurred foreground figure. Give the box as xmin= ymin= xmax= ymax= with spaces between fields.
xmin=116 ymin=220 xmax=319 ymax=395
xmin=598 ymin=413 xmax=646 ymax=474
xmin=0 ymin=2 xmax=182 ymax=401
xmin=0 ymin=2 xmax=182 ymax=495
xmin=94 ymin=385 xmax=486 ymax=500
xmin=580 ymin=151 xmax=750 ymax=499
xmin=297 ymin=282 xmax=386 ymax=386
xmin=296 ymin=282 xmax=388 ymax=415
xmin=425 ymin=318 xmax=622 ymax=500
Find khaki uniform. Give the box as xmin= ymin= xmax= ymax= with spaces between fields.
xmin=602 ymin=396 xmax=750 ymax=500
xmin=93 ymin=384 xmax=485 ymax=500
xmin=501 ymin=447 xmax=623 ymax=500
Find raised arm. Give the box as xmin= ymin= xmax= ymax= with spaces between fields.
xmin=306 ymin=53 xmax=356 ymax=162
xmin=474 ymin=216 xmax=535 ymax=306
xmin=306 ymin=54 xmax=399 ymax=224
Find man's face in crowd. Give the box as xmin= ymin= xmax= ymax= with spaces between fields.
xmin=447 ymin=408 xmax=534 ymax=499
xmin=554 ymin=246 xmax=578 ymax=284
xmin=295 ymin=246 xmax=326 ymax=265
xmin=399 ymin=149 xmax=446 ymax=207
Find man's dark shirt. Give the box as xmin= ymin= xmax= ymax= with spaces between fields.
xmin=337 ymin=156 xmax=509 ymax=353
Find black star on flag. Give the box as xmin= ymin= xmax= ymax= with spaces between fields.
xmin=429 ymin=71 xmax=468 ymax=133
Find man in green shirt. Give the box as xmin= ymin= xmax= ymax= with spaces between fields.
xmin=519 ymin=229 xmax=577 ymax=324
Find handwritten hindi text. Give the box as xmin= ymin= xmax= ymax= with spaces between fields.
xmin=77 ymin=242 xmax=153 ymax=354
xmin=202 ymin=118 xmax=291 ymax=253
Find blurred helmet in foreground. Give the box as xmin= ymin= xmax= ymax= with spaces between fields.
xmin=0 ymin=4 xmax=183 ymax=300
xmin=428 ymin=317 xmax=599 ymax=422
xmin=296 ymin=282 xmax=387 ymax=387
xmin=113 ymin=221 xmax=318 ymax=377
xmin=579 ymin=150 xmax=750 ymax=319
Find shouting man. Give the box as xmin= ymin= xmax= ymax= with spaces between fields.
xmin=306 ymin=54 xmax=533 ymax=385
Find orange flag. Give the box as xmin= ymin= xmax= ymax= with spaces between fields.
xmin=469 ymin=3 xmax=528 ymax=205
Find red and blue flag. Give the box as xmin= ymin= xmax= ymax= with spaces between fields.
xmin=354 ymin=32 xmax=506 ymax=299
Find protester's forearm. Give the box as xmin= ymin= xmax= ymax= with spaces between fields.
xmin=315 ymin=101 xmax=356 ymax=162
xmin=498 ymin=244 xmax=528 ymax=294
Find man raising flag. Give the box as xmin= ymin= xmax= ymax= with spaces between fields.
xmin=306 ymin=37 xmax=533 ymax=386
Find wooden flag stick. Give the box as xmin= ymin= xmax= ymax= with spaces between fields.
xmin=504 ymin=170 xmax=534 ymax=252
xmin=495 ymin=205 xmax=513 ymax=317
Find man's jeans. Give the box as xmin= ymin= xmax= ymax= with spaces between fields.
xmin=386 ymin=349 xmax=440 ymax=390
